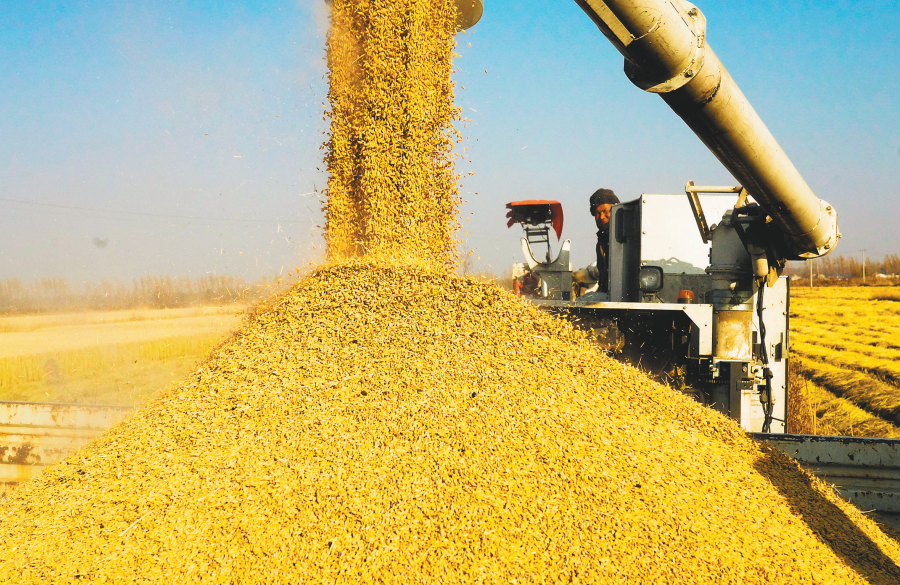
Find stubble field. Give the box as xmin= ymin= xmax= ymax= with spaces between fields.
xmin=790 ymin=286 xmax=900 ymax=437
xmin=0 ymin=306 xmax=245 ymax=407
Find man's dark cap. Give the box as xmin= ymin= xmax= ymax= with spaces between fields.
xmin=589 ymin=188 xmax=619 ymax=213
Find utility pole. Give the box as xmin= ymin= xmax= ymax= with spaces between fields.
xmin=809 ymin=259 xmax=814 ymax=288
xmin=861 ymin=249 xmax=867 ymax=283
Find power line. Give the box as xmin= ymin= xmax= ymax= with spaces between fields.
xmin=0 ymin=196 xmax=313 ymax=225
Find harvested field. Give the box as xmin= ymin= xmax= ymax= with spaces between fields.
xmin=794 ymin=356 xmax=900 ymax=425
xmin=790 ymin=287 xmax=900 ymax=437
xmin=0 ymin=306 xmax=244 ymax=406
xmin=792 ymin=338 xmax=900 ymax=388
xmin=790 ymin=359 xmax=900 ymax=438
xmin=2 ymin=264 xmax=900 ymax=583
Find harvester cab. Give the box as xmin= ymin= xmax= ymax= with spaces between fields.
xmin=505 ymin=201 xmax=573 ymax=300
xmin=505 ymin=200 xmax=564 ymax=262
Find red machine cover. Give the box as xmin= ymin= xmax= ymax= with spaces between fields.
xmin=505 ymin=200 xmax=564 ymax=239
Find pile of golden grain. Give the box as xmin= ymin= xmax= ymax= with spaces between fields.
xmin=2 ymin=263 xmax=900 ymax=583
xmin=324 ymin=0 xmax=460 ymax=269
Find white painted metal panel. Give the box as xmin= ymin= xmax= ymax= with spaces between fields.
xmin=750 ymin=277 xmax=788 ymax=434
xmin=639 ymin=194 xmax=736 ymax=274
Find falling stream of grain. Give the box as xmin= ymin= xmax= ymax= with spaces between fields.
xmin=324 ymin=0 xmax=461 ymax=269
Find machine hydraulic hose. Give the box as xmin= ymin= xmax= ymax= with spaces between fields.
xmin=574 ymin=0 xmax=840 ymax=260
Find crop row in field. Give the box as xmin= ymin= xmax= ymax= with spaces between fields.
xmin=794 ymin=355 xmax=900 ymax=424
xmin=790 ymin=339 xmax=900 ymax=387
xmin=0 ymin=335 xmax=223 ymax=392
xmin=872 ymin=289 xmax=900 ymax=302
xmin=791 ymin=356 xmax=900 ymax=438
xmin=2 ymin=351 xmax=215 ymax=406
xmin=793 ymin=323 xmax=900 ymax=358
xmin=789 ymin=304 xmax=900 ymax=343
xmin=0 ymin=313 xmax=243 ymax=361
xmin=789 ymin=286 xmax=900 ymax=437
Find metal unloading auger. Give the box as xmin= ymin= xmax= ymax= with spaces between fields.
xmin=573 ymin=0 xmax=840 ymax=265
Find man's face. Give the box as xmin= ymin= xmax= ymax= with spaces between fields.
xmin=594 ymin=204 xmax=613 ymax=229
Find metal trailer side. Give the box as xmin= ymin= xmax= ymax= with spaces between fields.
xmin=0 ymin=401 xmax=133 ymax=486
xmin=756 ymin=433 xmax=900 ymax=528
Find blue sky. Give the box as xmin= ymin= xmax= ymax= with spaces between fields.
xmin=1 ymin=1 xmax=898 ymax=282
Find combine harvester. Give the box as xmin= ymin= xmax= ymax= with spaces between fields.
xmin=487 ymin=0 xmax=900 ymax=523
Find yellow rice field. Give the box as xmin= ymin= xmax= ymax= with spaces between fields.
xmin=0 ymin=306 xmax=245 ymax=406
xmin=790 ymin=286 xmax=900 ymax=437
